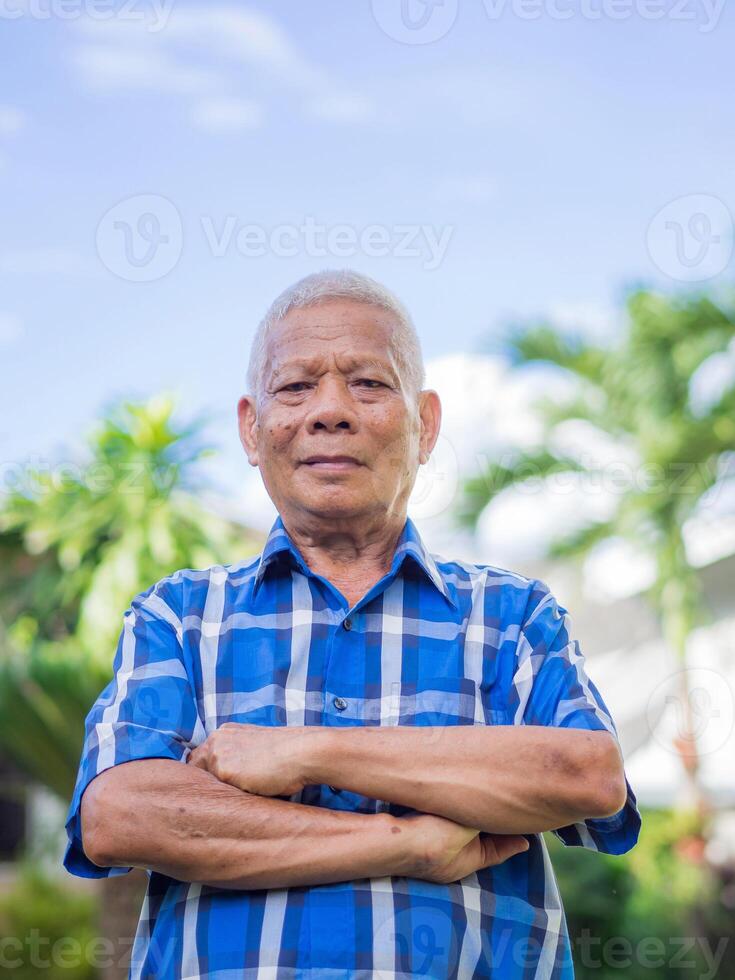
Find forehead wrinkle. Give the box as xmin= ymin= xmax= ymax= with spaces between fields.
xmin=269 ymin=355 xmax=323 ymax=381
xmin=269 ymin=351 xmax=399 ymax=384
xmin=336 ymin=354 xmax=397 ymax=374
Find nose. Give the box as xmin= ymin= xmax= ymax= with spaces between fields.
xmin=304 ymin=376 xmax=359 ymax=434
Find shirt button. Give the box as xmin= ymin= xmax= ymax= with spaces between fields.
xmin=333 ymin=696 xmax=348 ymax=711
xmin=343 ymin=617 xmax=353 ymax=631
xmin=329 ymin=785 xmax=341 ymax=794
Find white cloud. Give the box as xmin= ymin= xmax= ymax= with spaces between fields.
xmin=72 ymin=44 xmax=221 ymax=95
xmin=0 ymin=105 xmax=25 ymax=137
xmin=64 ymin=6 xmax=545 ymax=155
xmin=190 ymin=97 xmax=263 ymax=133
xmin=688 ymin=338 xmax=735 ymax=418
xmin=162 ymin=7 xmax=326 ymax=90
xmin=71 ymin=6 xmax=330 ymax=124
xmin=70 ymin=8 xmax=518 ymax=133
xmin=74 ymin=6 xmax=322 ymax=87
xmin=582 ymin=536 xmax=657 ymax=601
xmin=0 ymin=312 xmax=23 ymax=347
xmin=68 ymin=7 xmax=536 ymax=142
xmin=423 ymin=352 xmax=640 ymax=566
xmin=425 ymin=352 xmax=545 ymax=472
xmin=476 ymin=472 xmax=618 ymax=565
xmin=548 ymin=300 xmax=620 ymax=342
xmin=548 ymin=418 xmax=638 ymax=471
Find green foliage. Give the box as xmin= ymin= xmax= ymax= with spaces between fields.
xmin=0 ymin=863 xmax=99 ymax=979
xmin=463 ymin=290 xmax=735 ymax=820
xmin=464 ymin=293 xmax=735 ymax=633
xmin=0 ymin=643 xmax=108 ymax=799
xmin=550 ymin=808 xmax=731 ymax=980
xmin=0 ymin=394 xmax=260 ymax=799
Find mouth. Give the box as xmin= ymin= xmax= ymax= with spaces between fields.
xmin=301 ymin=455 xmax=362 ymax=471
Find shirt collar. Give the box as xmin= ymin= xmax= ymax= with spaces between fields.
xmin=253 ymin=514 xmax=456 ymax=609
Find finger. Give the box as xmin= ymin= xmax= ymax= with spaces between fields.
xmin=481 ymin=834 xmax=529 ymax=866
xmin=453 ymin=824 xmax=482 ymax=846
xmin=187 ymin=746 xmax=208 ymax=770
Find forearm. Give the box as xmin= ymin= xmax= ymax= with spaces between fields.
xmin=303 ymin=726 xmax=627 ymax=834
xmin=81 ymin=758 xmax=416 ymax=889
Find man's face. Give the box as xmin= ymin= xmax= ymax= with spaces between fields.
xmin=238 ymin=299 xmax=441 ymax=526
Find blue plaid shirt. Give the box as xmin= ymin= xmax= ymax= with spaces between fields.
xmin=64 ymin=514 xmax=641 ymax=979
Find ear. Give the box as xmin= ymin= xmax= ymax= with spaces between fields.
xmin=237 ymin=395 xmax=259 ymax=467
xmin=417 ymin=389 xmax=441 ymax=464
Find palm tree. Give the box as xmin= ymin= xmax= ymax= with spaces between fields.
xmin=0 ymin=395 xmax=262 ymax=979
xmin=0 ymin=393 xmax=260 ymax=799
xmin=460 ymin=290 xmax=735 ymax=832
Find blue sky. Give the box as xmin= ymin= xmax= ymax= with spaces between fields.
xmin=1 ymin=0 xmax=734 ymax=524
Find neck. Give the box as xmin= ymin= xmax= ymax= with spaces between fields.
xmin=280 ymin=510 xmax=409 ymax=608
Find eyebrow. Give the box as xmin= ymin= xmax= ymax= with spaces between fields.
xmin=269 ymin=356 xmax=397 ymax=384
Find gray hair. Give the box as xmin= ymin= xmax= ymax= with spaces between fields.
xmin=247 ymin=269 xmax=426 ymax=404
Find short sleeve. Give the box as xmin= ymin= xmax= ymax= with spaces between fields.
xmin=512 ymin=579 xmax=641 ymax=855
xmin=63 ymin=576 xmax=202 ymax=878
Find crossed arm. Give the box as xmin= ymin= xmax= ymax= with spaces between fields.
xmin=188 ymin=723 xmax=627 ymax=832
xmin=81 ymin=723 xmax=626 ymax=889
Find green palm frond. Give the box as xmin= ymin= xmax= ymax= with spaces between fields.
xmin=547 ymin=518 xmax=620 ymax=562
xmin=0 ymin=395 xmax=262 ymax=799
xmin=464 ymin=288 xmax=735 ymax=628
xmin=505 ymin=324 xmax=609 ymax=386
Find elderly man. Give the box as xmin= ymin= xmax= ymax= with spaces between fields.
xmin=65 ymin=269 xmax=640 ymax=979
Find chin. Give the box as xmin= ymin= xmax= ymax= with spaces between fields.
xmin=298 ymin=491 xmax=367 ymax=521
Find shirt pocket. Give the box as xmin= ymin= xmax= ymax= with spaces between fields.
xmin=398 ymin=678 xmax=513 ymax=728
xmin=398 ymin=676 xmax=483 ymax=726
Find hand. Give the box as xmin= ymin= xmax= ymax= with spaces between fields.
xmin=403 ymin=812 xmax=530 ymax=884
xmin=187 ymin=723 xmax=314 ymax=797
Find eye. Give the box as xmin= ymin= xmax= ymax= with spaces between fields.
xmin=280 ymin=382 xmax=310 ymax=393
xmin=355 ymin=378 xmax=385 ymax=388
